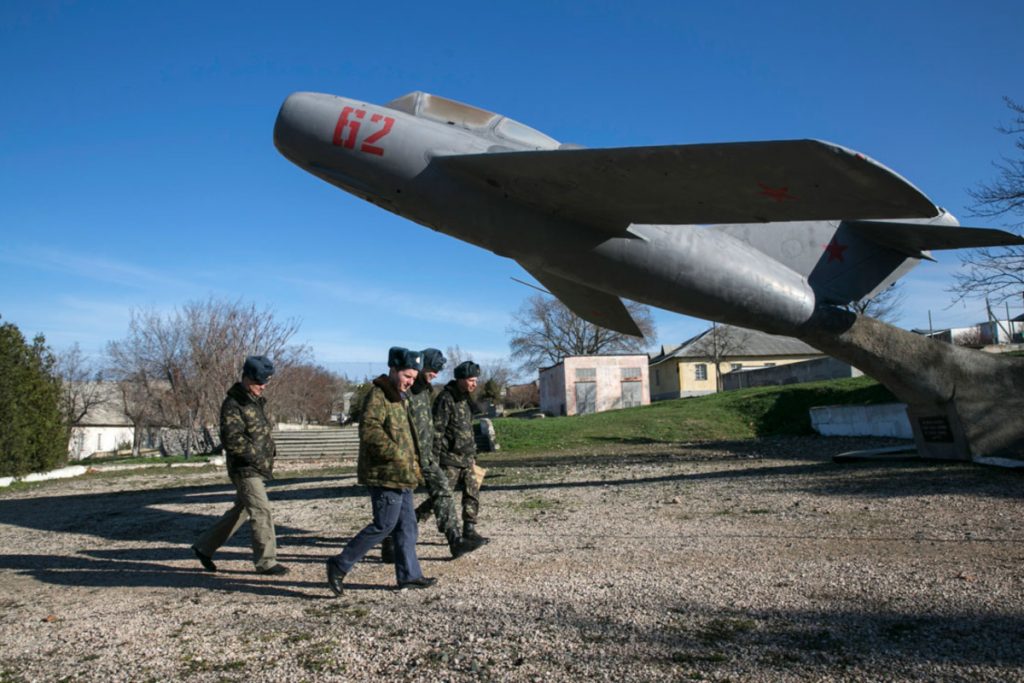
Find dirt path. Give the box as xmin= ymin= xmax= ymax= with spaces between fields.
xmin=0 ymin=437 xmax=1021 ymax=682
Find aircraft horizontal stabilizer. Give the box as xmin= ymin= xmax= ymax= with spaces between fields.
xmin=846 ymin=220 xmax=1024 ymax=257
xmin=518 ymin=263 xmax=644 ymax=337
xmin=436 ymin=140 xmax=939 ymax=231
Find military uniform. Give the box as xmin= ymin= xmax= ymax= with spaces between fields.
xmin=193 ymin=381 xmax=280 ymax=571
xmin=328 ymin=373 xmax=428 ymax=586
xmin=409 ymin=376 xmax=461 ymax=539
xmin=433 ymin=379 xmax=482 ymax=531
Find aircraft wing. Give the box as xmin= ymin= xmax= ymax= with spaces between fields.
xmin=519 ymin=263 xmax=644 ymax=337
xmin=434 ymin=140 xmax=939 ymax=232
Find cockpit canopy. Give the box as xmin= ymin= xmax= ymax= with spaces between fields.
xmin=385 ymin=91 xmax=560 ymax=150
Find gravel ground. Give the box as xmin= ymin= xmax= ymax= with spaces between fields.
xmin=0 ymin=436 xmax=1022 ymax=682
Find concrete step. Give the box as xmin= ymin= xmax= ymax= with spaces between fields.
xmin=273 ymin=427 xmax=359 ymax=459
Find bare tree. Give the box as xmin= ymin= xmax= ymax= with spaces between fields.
xmin=270 ymin=363 xmax=348 ymax=425
xmin=508 ymin=294 xmax=655 ymax=375
xmin=55 ymin=343 xmax=107 ymax=428
xmin=954 ymin=327 xmax=985 ymax=347
xmin=688 ymin=324 xmax=752 ymax=391
xmin=846 ymin=282 xmax=906 ymax=323
xmin=106 ymin=298 xmax=306 ymax=455
xmin=951 ymin=97 xmax=1024 ymax=304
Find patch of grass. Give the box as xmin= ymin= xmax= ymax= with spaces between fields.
xmin=492 ymin=376 xmax=894 ymax=453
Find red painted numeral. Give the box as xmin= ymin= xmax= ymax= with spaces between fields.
xmin=332 ymin=108 xmax=396 ymax=156
xmin=360 ymin=113 xmax=394 ymax=156
xmin=332 ymin=106 xmax=361 ymax=149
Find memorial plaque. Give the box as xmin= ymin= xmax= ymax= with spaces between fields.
xmin=918 ymin=416 xmax=954 ymax=443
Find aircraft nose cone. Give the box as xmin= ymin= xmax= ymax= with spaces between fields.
xmin=273 ymin=92 xmax=312 ymax=162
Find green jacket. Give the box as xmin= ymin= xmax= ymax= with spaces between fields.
xmin=358 ymin=375 xmax=421 ymax=489
xmin=433 ymin=380 xmax=477 ymax=468
xmin=408 ymin=375 xmax=436 ymax=467
xmin=220 ymin=382 xmax=275 ymax=479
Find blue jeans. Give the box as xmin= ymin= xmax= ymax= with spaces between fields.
xmin=331 ymin=487 xmax=422 ymax=584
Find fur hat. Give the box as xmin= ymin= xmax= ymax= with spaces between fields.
xmin=387 ymin=346 xmax=424 ymax=371
xmin=242 ymin=355 xmax=275 ymax=384
xmin=453 ymin=360 xmax=481 ymax=379
xmin=421 ymin=348 xmax=447 ymax=373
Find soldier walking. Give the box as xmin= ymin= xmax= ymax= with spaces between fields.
xmin=383 ymin=348 xmax=484 ymax=562
xmin=191 ymin=355 xmax=289 ymax=576
xmin=326 ymin=347 xmax=436 ymax=595
xmin=433 ymin=360 xmax=488 ymax=544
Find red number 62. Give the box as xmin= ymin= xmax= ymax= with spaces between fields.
xmin=332 ymin=107 xmax=395 ymax=156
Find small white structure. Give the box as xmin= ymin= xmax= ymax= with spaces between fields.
xmin=539 ymin=355 xmax=650 ymax=417
xmin=67 ymin=383 xmax=135 ymax=460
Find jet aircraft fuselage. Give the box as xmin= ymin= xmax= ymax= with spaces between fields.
xmin=273 ymin=91 xmax=1019 ymax=338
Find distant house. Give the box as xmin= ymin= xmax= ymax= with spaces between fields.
xmin=649 ymin=325 xmax=824 ymax=400
xmin=67 ymin=383 xmax=136 ymax=460
xmin=539 ymin=354 xmax=650 ymax=416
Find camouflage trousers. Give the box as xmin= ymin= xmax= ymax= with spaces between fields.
xmin=194 ymin=472 xmax=277 ymax=571
xmin=413 ymin=454 xmax=460 ymax=537
xmin=444 ymin=460 xmax=480 ymax=525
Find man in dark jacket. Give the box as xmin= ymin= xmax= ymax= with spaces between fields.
xmin=433 ymin=360 xmax=488 ymax=543
xmin=326 ymin=347 xmax=437 ymax=596
xmin=191 ymin=355 xmax=289 ymax=575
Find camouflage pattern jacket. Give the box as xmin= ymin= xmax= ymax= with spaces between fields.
xmin=433 ymin=380 xmax=477 ymax=468
xmin=220 ymin=382 xmax=276 ymax=479
xmin=358 ymin=375 xmax=421 ymax=489
xmin=407 ymin=375 xmax=436 ymax=468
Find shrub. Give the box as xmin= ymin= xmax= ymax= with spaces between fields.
xmin=0 ymin=319 xmax=67 ymax=477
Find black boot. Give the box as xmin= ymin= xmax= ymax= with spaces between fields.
xmin=380 ymin=535 xmax=396 ymax=564
xmin=447 ymin=529 xmax=484 ymax=559
xmin=463 ymin=521 xmax=487 ymax=544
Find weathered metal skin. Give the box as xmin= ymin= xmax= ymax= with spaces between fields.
xmin=275 ymin=91 xmax=1024 ymax=459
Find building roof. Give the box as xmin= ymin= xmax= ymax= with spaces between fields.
xmin=72 ymin=382 xmax=133 ymax=427
xmin=539 ymin=353 xmax=650 ymax=372
xmin=649 ymin=325 xmax=822 ymax=365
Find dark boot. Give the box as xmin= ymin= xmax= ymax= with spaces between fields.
xmin=380 ymin=536 xmax=396 ymax=564
xmin=447 ymin=529 xmax=484 ymax=559
xmin=463 ymin=521 xmax=488 ymax=544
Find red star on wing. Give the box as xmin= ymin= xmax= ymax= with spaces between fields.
xmin=757 ymin=181 xmax=796 ymax=202
xmin=824 ymin=236 xmax=848 ymax=263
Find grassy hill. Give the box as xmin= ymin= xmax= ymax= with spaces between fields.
xmin=492 ymin=375 xmax=895 ymax=453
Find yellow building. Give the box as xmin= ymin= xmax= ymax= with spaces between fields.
xmin=649 ymin=325 xmax=824 ymax=400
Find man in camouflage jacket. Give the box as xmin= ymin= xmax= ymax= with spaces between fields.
xmin=326 ymin=347 xmax=436 ymax=596
xmin=382 ymin=349 xmax=484 ymax=562
xmin=192 ymin=355 xmax=289 ymax=575
xmin=433 ymin=360 xmax=487 ymax=543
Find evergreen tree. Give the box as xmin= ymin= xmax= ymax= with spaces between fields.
xmin=0 ymin=318 xmax=66 ymax=477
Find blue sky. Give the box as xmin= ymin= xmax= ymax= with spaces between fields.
xmin=2 ymin=1 xmax=1022 ymax=379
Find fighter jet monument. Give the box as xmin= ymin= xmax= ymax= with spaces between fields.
xmin=274 ymin=91 xmax=1024 ymax=460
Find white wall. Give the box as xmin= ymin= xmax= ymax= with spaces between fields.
xmin=68 ymin=426 xmax=136 ymax=460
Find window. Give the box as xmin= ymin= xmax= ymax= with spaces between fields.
xmin=655 ymin=368 xmax=661 ymax=385
xmin=621 ymin=367 xmax=641 ymax=380
xmin=695 ymin=364 xmax=707 ymax=381
xmin=575 ymin=367 xmax=596 ymax=380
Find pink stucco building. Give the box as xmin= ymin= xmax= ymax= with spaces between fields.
xmin=538 ymin=355 xmax=650 ymax=416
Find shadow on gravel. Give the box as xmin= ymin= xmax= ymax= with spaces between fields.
xmin=483 ymin=457 xmax=1021 ymax=502
xmin=488 ymin=594 xmax=1024 ymax=674
xmin=0 ymin=551 xmax=324 ymax=598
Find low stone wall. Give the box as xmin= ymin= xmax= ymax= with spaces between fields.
xmin=809 ymin=402 xmax=913 ymax=439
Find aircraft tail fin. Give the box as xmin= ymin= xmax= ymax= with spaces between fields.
xmin=517 ymin=263 xmax=644 ymax=338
